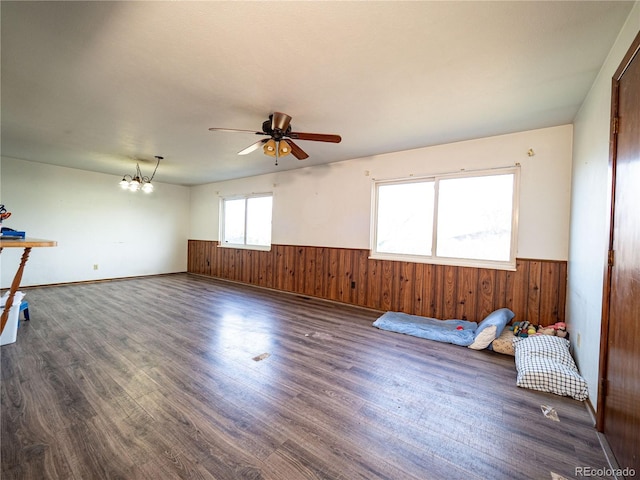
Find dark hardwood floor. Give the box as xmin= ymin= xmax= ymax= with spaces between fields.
xmin=1 ymin=273 xmax=612 ymax=479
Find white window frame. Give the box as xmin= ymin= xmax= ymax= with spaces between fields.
xmin=370 ymin=166 xmax=520 ymax=270
xmin=219 ymin=193 xmax=273 ymax=251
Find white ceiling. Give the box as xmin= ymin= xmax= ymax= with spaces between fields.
xmin=1 ymin=1 xmax=634 ymax=186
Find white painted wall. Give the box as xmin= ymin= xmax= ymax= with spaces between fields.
xmin=191 ymin=125 xmax=573 ymax=261
xmin=567 ymin=2 xmax=640 ymax=410
xmin=1 ymin=157 xmax=190 ymax=287
xmin=0 ymin=125 xmax=574 ymax=289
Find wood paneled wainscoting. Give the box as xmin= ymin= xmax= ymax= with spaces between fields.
xmin=188 ymin=240 xmax=567 ymax=324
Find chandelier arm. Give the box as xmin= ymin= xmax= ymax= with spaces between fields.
xmin=118 ymin=155 xmax=162 ymax=192
xmin=148 ymin=156 xmax=161 ymax=182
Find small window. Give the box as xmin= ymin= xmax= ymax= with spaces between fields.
xmin=221 ymin=194 xmax=273 ymax=250
xmin=372 ymin=167 xmax=519 ymax=270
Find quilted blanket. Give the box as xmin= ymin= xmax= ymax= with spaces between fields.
xmin=373 ymin=311 xmax=478 ymax=346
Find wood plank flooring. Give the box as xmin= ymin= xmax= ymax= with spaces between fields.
xmin=1 ymin=273 xmax=612 ymax=479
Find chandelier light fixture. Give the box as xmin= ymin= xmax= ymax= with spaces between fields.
xmin=119 ymin=156 xmax=162 ymax=193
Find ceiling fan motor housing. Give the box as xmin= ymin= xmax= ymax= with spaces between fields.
xmin=263 ymin=115 xmax=292 ymax=139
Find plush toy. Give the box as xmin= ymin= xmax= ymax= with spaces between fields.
xmin=554 ymin=322 xmax=568 ymax=338
xmin=513 ymin=320 xmax=531 ymax=337
xmin=511 ymin=320 xmax=568 ymax=338
xmin=537 ymin=325 xmax=556 ymax=335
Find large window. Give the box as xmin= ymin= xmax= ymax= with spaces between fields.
xmin=221 ymin=194 xmax=273 ymax=249
xmin=372 ymin=167 xmax=519 ymax=269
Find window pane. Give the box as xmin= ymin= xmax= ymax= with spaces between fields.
xmin=223 ymin=198 xmax=246 ymax=244
xmin=436 ymin=174 xmax=513 ymax=261
xmin=246 ymin=196 xmax=272 ymax=246
xmin=376 ymin=182 xmax=434 ymax=255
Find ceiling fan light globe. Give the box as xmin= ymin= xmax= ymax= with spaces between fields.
xmin=278 ymin=140 xmax=292 ymax=157
xmin=263 ymin=139 xmax=277 ymax=157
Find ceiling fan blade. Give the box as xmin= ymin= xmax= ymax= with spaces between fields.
xmin=209 ymin=127 xmax=266 ymax=135
xmin=238 ymin=139 xmax=268 ymax=155
xmin=286 ymin=139 xmax=309 ymax=160
xmin=287 ymin=132 xmax=342 ymax=143
xmin=271 ymin=112 xmax=292 ymax=132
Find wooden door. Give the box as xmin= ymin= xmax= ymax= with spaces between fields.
xmin=598 ymin=31 xmax=640 ymax=474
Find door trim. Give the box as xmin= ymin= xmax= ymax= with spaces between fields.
xmin=597 ymin=30 xmax=640 ymax=431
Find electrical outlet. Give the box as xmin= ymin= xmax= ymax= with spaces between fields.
xmin=577 ymin=332 xmax=581 ymax=347
xmin=93 ymin=264 xmax=99 ymax=270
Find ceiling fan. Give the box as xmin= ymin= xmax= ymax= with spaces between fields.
xmin=209 ymin=112 xmax=341 ymax=165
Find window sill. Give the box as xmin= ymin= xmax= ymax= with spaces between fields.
xmin=217 ymin=243 xmax=272 ymax=252
xmin=369 ymin=252 xmax=516 ymax=271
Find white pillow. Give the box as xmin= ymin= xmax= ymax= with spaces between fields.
xmin=468 ymin=325 xmax=496 ymax=350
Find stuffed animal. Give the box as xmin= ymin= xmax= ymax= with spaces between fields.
xmin=511 ymin=320 xmax=569 ymax=338
xmin=513 ymin=320 xmax=532 ymax=337
xmin=537 ymin=325 xmax=556 ymax=335
xmin=554 ymin=322 xmax=568 ymax=338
